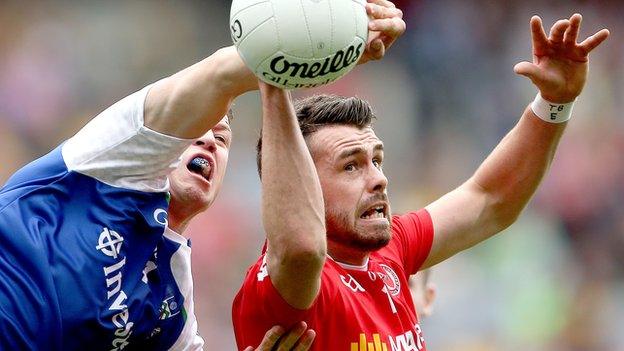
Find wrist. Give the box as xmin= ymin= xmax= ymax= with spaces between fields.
xmin=530 ymin=93 xmax=576 ymax=123
xmin=213 ymin=46 xmax=258 ymax=94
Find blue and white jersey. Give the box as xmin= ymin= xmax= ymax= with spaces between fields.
xmin=0 ymin=86 xmax=204 ymax=350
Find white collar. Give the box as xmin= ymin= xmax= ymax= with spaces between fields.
xmin=164 ymin=226 xmax=190 ymax=247
xmin=328 ymin=255 xmax=369 ymax=271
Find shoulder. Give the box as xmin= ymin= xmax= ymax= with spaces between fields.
xmin=1 ymin=145 xmax=67 ymax=197
xmin=391 ymin=209 xmax=434 ymax=237
xmin=377 ymin=209 xmax=435 ymax=275
xmin=0 ymin=145 xmax=73 ymax=238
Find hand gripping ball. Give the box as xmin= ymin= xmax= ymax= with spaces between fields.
xmin=230 ymin=0 xmax=368 ymax=89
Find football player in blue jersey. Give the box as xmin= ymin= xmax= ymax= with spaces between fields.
xmin=0 ymin=49 xmax=303 ymax=351
xmin=166 ymin=119 xmax=316 ymax=351
xmin=0 ymin=1 xmax=405 ymax=349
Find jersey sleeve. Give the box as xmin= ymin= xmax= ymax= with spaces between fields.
xmin=384 ymin=209 xmax=435 ymax=276
xmin=232 ymin=255 xmax=323 ymax=350
xmin=61 ymin=84 xmax=193 ymax=193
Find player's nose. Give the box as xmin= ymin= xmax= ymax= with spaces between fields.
xmin=368 ymin=165 xmax=388 ymax=193
xmin=193 ymin=131 xmax=217 ymax=153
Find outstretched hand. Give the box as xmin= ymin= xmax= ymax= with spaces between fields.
xmin=358 ymin=0 xmax=406 ymax=64
xmin=244 ymin=322 xmax=316 ymax=351
xmin=514 ymin=14 xmax=609 ymax=103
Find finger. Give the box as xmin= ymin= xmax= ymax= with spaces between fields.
xmin=530 ymin=16 xmax=549 ymax=55
xmin=579 ymin=28 xmax=610 ymax=53
xmin=244 ymin=348 xmax=254 ymax=351
xmin=563 ymin=13 xmax=582 ymax=45
xmin=293 ymin=330 xmax=316 ymax=351
xmin=276 ymin=322 xmax=308 ymax=351
xmin=514 ymin=61 xmax=544 ymax=85
xmin=366 ymin=38 xmax=385 ymax=61
xmin=369 ymin=17 xmax=406 ymax=38
xmin=257 ymin=325 xmax=285 ymax=351
xmin=549 ymin=19 xmax=570 ymax=43
xmin=367 ymin=0 xmax=396 ymax=9
xmin=366 ymin=3 xmax=403 ymax=19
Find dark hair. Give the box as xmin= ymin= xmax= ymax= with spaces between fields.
xmin=226 ymin=108 xmax=234 ymax=123
xmin=256 ymin=94 xmax=376 ymax=177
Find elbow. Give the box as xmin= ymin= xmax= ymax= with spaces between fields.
xmin=495 ymin=210 xmax=521 ymax=232
xmin=282 ymin=232 xmax=327 ymax=267
xmin=266 ymin=228 xmax=326 ymax=310
xmin=470 ymin=178 xmax=530 ymax=233
xmin=487 ymin=194 xmax=525 ymax=232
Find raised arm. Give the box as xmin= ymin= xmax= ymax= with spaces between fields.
xmin=144 ymin=46 xmax=258 ymax=139
xmin=259 ymin=0 xmax=406 ymax=309
xmin=423 ymin=14 xmax=609 ymax=268
xmin=260 ymin=82 xmax=327 ymax=309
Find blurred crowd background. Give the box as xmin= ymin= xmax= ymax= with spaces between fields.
xmin=1 ymin=0 xmax=622 ymax=350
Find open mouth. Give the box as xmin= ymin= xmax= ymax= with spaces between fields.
xmin=187 ymin=155 xmax=214 ymax=183
xmin=360 ymin=203 xmax=388 ymax=220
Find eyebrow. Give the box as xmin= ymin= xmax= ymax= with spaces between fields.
xmin=338 ymin=143 xmax=384 ymax=159
xmin=213 ymin=122 xmax=232 ymax=133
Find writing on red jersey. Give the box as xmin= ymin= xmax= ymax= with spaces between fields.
xmin=350 ymin=324 xmax=426 ymax=351
xmin=340 ymin=274 xmax=365 ymax=292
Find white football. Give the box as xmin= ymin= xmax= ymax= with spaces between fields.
xmin=230 ymin=0 xmax=368 ymax=90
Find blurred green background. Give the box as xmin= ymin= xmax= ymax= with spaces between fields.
xmin=1 ymin=1 xmax=622 ymax=349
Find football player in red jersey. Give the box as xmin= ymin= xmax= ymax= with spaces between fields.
xmin=232 ymin=13 xmax=609 ymax=351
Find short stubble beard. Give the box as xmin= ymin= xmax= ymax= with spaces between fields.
xmin=325 ymin=208 xmax=392 ymax=252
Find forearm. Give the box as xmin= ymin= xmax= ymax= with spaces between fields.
xmin=260 ymin=86 xmax=326 ymax=309
xmin=470 ymin=105 xmax=566 ymax=228
xmin=144 ymin=46 xmax=257 ymax=138
xmin=424 ymin=106 xmax=567 ymax=268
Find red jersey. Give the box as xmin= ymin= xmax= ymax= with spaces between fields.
xmin=233 ymin=209 xmax=434 ymax=351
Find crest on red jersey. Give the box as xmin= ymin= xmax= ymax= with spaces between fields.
xmin=380 ymin=264 xmax=401 ymax=296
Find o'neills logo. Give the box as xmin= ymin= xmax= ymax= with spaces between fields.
xmin=269 ymin=43 xmax=363 ymax=79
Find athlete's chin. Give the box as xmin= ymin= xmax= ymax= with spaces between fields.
xmin=358 ymin=217 xmax=390 ymax=231
xmin=353 ymin=237 xmax=390 ymax=252
xmin=170 ymin=184 xmax=213 ymax=211
xmin=192 ymin=190 xmax=215 ymax=209
xmin=350 ymin=228 xmax=392 ymax=251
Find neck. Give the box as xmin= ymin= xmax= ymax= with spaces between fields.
xmin=167 ymin=199 xmax=201 ymax=235
xmin=327 ymin=240 xmax=370 ymax=266
xmin=167 ymin=213 xmax=190 ymax=234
